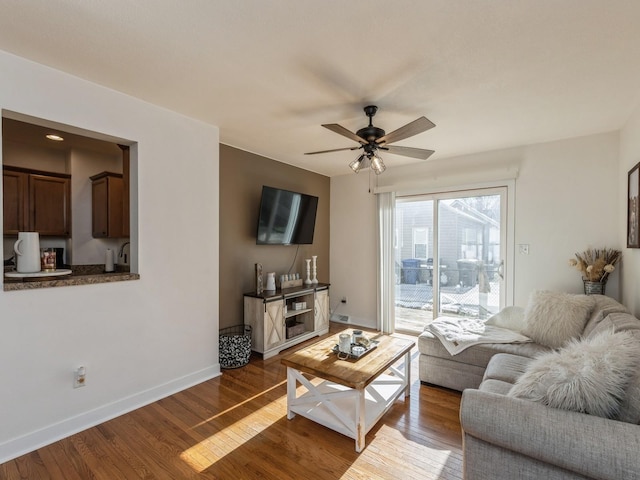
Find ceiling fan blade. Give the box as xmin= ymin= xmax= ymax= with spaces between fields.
xmin=304 ymin=146 xmax=361 ymax=155
xmin=322 ymin=123 xmax=367 ymax=144
xmin=376 ymin=116 xmax=435 ymax=145
xmin=383 ymin=145 xmax=435 ymax=160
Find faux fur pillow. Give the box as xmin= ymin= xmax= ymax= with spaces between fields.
xmin=508 ymin=330 xmax=640 ymax=418
xmin=522 ymin=291 xmax=595 ymax=348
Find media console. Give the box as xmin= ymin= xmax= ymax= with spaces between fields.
xmin=243 ymin=283 xmax=330 ymax=359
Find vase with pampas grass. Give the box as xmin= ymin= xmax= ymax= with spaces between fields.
xmin=568 ymin=248 xmax=621 ymax=295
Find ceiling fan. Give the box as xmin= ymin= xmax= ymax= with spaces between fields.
xmin=305 ymin=105 xmax=435 ymax=174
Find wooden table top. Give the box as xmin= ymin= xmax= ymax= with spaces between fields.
xmin=281 ymin=331 xmax=415 ymax=390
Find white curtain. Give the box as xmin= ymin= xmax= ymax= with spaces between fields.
xmin=377 ymin=191 xmax=395 ymax=333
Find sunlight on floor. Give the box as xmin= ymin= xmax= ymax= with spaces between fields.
xmin=338 ymin=424 xmax=452 ymax=480
xmin=180 ymin=380 xmax=287 ymax=473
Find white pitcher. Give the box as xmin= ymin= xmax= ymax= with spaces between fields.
xmin=14 ymin=232 xmax=41 ymax=273
xmin=265 ymin=272 xmax=276 ymax=291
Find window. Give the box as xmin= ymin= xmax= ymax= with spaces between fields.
xmin=413 ymin=227 xmax=428 ymax=259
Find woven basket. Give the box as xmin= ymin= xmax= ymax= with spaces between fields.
xmin=219 ymin=324 xmax=252 ymax=369
xmin=583 ymin=280 xmax=606 ymax=295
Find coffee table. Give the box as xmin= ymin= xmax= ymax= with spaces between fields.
xmin=281 ymin=332 xmax=414 ymax=452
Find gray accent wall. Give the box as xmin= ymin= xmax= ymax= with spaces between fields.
xmin=219 ymin=144 xmax=330 ymax=330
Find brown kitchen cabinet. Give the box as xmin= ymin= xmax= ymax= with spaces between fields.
xmin=3 ymin=166 xmax=71 ymax=236
xmin=90 ymin=171 xmax=124 ymax=238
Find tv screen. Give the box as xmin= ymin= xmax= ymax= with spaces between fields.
xmin=256 ymin=186 xmax=318 ymax=245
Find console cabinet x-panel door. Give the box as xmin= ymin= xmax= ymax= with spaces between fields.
xmin=264 ymin=300 xmax=285 ymax=351
xmin=314 ymin=289 xmax=330 ymax=331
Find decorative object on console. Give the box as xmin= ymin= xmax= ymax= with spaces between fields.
xmin=255 ymin=263 xmax=263 ymax=294
xmin=265 ymin=272 xmax=276 ymax=291
xmin=304 ymin=258 xmax=312 ymax=285
xmin=312 ymin=255 xmax=318 ymax=284
xmin=281 ymin=273 xmax=303 ymax=289
xmin=568 ymin=247 xmax=621 ymax=295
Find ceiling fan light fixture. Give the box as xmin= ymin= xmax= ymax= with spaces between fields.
xmin=370 ymin=154 xmax=386 ymax=175
xmin=349 ymin=154 xmax=366 ymax=173
xmin=305 ymin=105 xmax=435 ymax=176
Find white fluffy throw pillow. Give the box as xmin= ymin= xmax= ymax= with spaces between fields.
xmin=522 ymin=291 xmax=595 ymax=348
xmin=508 ymin=330 xmax=640 ymax=418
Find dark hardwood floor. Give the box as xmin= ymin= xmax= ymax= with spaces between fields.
xmin=1 ymin=325 xmax=463 ymax=479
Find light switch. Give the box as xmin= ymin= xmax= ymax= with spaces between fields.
xmin=519 ymin=244 xmax=530 ymax=255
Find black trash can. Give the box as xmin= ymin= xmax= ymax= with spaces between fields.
xmin=219 ymin=324 xmax=252 ymax=369
xmin=457 ymin=259 xmax=479 ymax=287
xmin=402 ymin=259 xmax=420 ymax=284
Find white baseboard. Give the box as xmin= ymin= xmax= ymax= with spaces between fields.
xmin=0 ymin=364 xmax=221 ymax=464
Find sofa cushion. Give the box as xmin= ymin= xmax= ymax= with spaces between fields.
xmin=522 ymin=291 xmax=595 ymax=349
xmin=508 ymin=329 xmax=640 ymax=418
xmin=615 ymin=328 xmax=640 ymax=424
xmin=483 ymin=353 xmax=532 ymax=384
xmin=581 ymin=295 xmax=629 ymax=338
xmin=418 ymin=330 xmax=550 ymax=368
xmin=586 ymin=311 xmax=640 ymax=338
xmin=618 ymin=365 xmax=640 ymax=424
xmin=478 ymin=379 xmax=513 ymax=395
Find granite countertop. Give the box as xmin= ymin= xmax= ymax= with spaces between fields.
xmin=3 ymin=264 xmax=140 ymax=291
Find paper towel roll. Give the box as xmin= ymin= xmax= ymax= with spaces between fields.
xmin=105 ymin=249 xmax=115 ymax=272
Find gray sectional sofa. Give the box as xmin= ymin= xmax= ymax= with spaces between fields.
xmin=418 ymin=293 xmax=640 ymax=480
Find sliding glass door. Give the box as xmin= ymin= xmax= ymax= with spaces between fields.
xmin=394 ymin=188 xmax=507 ymax=333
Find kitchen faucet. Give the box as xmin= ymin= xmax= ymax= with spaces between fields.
xmin=118 ymin=241 xmax=130 ymax=263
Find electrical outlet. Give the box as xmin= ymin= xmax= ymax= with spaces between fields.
xmin=74 ymin=366 xmax=86 ymax=388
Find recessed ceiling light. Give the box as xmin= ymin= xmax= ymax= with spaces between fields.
xmin=46 ymin=134 xmax=64 ymax=141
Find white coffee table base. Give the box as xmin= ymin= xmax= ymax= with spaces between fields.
xmin=286 ymin=351 xmax=411 ymax=452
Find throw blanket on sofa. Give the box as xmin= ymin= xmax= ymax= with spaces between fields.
xmin=427 ymin=316 xmax=532 ymax=355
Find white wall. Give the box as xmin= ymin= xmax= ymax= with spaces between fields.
xmin=619 ymin=103 xmax=640 ymax=315
xmin=0 ymin=50 xmax=220 ymax=462
xmin=512 ymin=133 xmax=620 ymax=305
xmin=330 ymin=131 xmax=621 ymax=327
xmin=3 ymin=140 xmax=68 ymax=173
xmin=330 ymin=173 xmax=378 ymax=328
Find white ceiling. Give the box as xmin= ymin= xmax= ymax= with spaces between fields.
xmin=1 ymin=1 xmax=639 ymax=177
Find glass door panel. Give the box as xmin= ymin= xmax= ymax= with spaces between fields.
xmin=436 ymin=194 xmax=502 ymax=320
xmin=394 ymin=189 xmax=505 ymax=333
xmin=394 ymin=199 xmax=434 ymax=332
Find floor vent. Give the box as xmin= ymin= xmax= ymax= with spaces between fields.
xmin=330 ymin=314 xmax=350 ymax=323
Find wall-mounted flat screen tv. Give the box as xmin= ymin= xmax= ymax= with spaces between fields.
xmin=256 ymin=186 xmax=318 ymax=245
